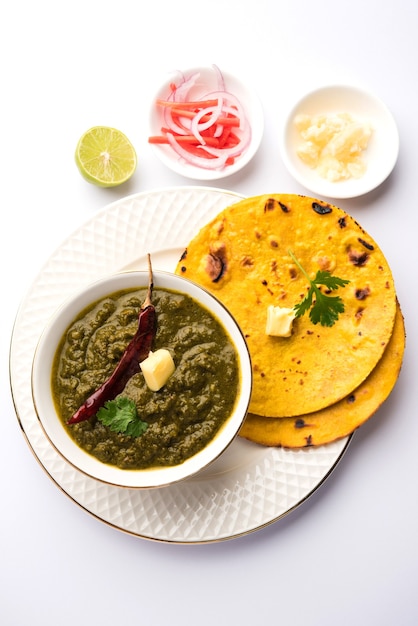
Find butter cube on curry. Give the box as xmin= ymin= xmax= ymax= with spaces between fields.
xmin=140 ymin=349 xmax=176 ymax=391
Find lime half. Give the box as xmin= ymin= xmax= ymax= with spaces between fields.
xmin=75 ymin=126 xmax=137 ymax=187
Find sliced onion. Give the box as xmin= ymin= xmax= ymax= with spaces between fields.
xmin=172 ymin=71 xmax=200 ymax=102
xmin=163 ymin=109 xmax=189 ymax=136
xmin=190 ymin=102 xmax=224 ymax=145
xmin=212 ymin=64 xmax=226 ymax=91
xmin=202 ymin=91 xmax=248 ymax=129
xmin=162 ymin=71 xmax=201 ymax=135
xmin=162 ymin=98 xmax=189 ymax=136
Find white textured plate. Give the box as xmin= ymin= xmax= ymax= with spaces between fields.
xmin=10 ymin=187 xmax=350 ymax=543
xmin=149 ymin=66 xmax=264 ymax=180
xmin=280 ymin=85 xmax=399 ymax=199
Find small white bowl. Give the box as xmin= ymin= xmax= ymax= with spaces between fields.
xmin=148 ymin=65 xmax=264 ymax=180
xmin=280 ymin=85 xmax=399 ymax=199
xmin=31 ymin=270 xmax=252 ymax=489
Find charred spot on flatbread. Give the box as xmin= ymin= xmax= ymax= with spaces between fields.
xmin=312 ymin=201 xmax=333 ymax=215
xmin=264 ymin=197 xmax=291 ymax=213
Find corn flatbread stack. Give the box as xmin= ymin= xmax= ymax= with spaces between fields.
xmin=176 ymin=194 xmax=397 ymax=418
xmin=239 ymin=301 xmax=405 ymax=447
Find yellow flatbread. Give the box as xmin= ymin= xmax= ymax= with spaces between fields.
xmin=239 ymin=302 xmax=405 ymax=447
xmin=176 ymin=194 xmax=397 ymax=417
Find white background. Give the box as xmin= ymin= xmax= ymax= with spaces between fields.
xmin=2 ymin=1 xmax=417 ymax=625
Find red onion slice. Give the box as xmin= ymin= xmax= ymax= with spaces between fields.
xmin=212 ymin=64 xmax=226 ymax=91
xmin=162 ymin=71 xmax=201 ymax=135
xmin=190 ymin=102 xmax=223 ymax=145
xmin=172 ymin=71 xmax=200 ymax=102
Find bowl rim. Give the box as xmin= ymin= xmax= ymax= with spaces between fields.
xmin=279 ymin=83 xmax=400 ymax=199
xmin=148 ymin=64 xmax=264 ymax=181
xmin=31 ymin=269 xmax=252 ymax=489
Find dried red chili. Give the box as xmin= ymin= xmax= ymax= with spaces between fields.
xmin=67 ymin=256 xmax=157 ymax=425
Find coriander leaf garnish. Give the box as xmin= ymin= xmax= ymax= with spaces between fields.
xmin=289 ymin=250 xmax=350 ymax=327
xmin=96 ymin=397 xmax=148 ymax=437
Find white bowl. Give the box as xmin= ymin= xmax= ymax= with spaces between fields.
xmin=280 ymin=84 xmax=399 ymax=199
xmin=148 ymin=65 xmax=264 ymax=180
xmin=31 ymin=270 xmax=252 ymax=489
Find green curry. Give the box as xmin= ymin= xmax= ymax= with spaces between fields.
xmin=51 ymin=287 xmax=240 ymax=470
